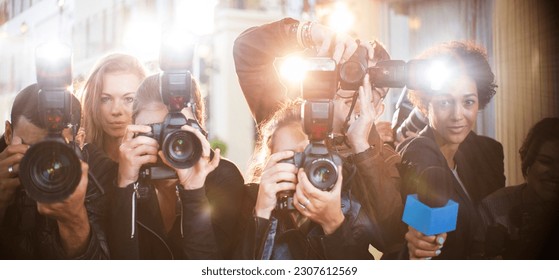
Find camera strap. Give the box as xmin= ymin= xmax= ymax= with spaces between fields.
xmin=333 ymin=90 xmax=359 ymax=149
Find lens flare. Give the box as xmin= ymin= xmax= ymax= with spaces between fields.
xmin=278 ymin=55 xmax=308 ymax=84
xmin=327 ymin=2 xmax=355 ymax=34
xmin=428 ymin=60 xmax=449 ymax=91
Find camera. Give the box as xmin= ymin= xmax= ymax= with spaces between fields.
xmin=138 ymin=114 xmax=206 ymax=180
xmin=340 ymin=45 xmax=434 ymax=91
xmin=392 ymin=88 xmax=428 ymax=143
xmin=138 ymin=33 xmax=206 ymax=181
xmin=276 ymin=58 xmax=343 ymax=211
xmin=19 ymin=43 xmax=83 ymax=203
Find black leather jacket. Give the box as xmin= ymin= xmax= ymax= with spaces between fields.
xmin=480 ymin=183 xmax=559 ymax=259
xmin=0 ymin=143 xmax=116 ymax=259
xmin=107 ymin=158 xmax=246 ymax=259
xmin=397 ymin=126 xmax=505 ymax=259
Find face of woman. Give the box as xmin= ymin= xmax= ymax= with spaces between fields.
xmin=271 ymin=123 xmax=309 ymax=154
xmin=99 ymin=72 xmax=142 ymax=140
xmin=428 ymin=75 xmax=479 ymax=146
xmin=528 ymin=140 xmax=559 ymax=202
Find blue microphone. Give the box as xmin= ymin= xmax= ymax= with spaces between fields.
xmin=402 ymin=166 xmax=459 ymax=235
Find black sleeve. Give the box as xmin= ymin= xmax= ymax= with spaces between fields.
xmin=204 ymin=158 xmax=247 ymax=259
xmin=107 ymin=183 xmax=140 ymax=259
xmin=233 ymin=17 xmax=303 ymax=124
xmin=177 ymin=187 xmax=220 ymax=259
xmin=311 ymin=209 xmax=375 ymax=260
xmin=350 ymin=145 xmax=406 ymax=257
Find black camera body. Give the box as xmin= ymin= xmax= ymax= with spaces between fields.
xmin=340 ymin=45 xmax=433 ymax=91
xmin=19 ymin=43 xmax=83 ymax=203
xmin=284 ymin=143 xmax=342 ymax=191
xmin=276 ymin=57 xmax=343 ymax=211
xmin=138 ymin=112 xmax=206 ymax=180
xmin=137 ymin=34 xmax=206 ymax=181
xmin=339 ymin=45 xmax=368 ymax=91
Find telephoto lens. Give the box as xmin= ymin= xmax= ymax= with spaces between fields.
xmin=20 ymin=138 xmax=82 ymax=203
xmin=339 ymin=46 xmax=368 ymax=91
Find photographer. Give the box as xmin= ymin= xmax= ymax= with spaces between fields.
xmin=236 ymin=76 xmax=388 ymax=259
xmin=234 ymin=18 xmax=405 ymax=258
xmin=397 ymin=41 xmax=505 ymax=259
xmin=0 ymin=84 xmax=113 ymax=259
xmin=480 ymin=117 xmax=559 ymax=259
xmin=80 ymin=53 xmax=147 ymax=162
xmin=108 ymin=74 xmax=245 ymax=259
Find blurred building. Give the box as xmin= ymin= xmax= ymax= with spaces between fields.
xmin=1 ymin=0 xmax=557 ymax=183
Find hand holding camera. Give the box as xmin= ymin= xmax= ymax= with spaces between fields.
xmin=293 ymin=166 xmax=344 ymax=235
xmin=255 ymin=150 xmax=298 ymax=219
xmin=117 ymin=124 xmax=159 ymax=188
xmin=344 ymin=73 xmax=384 ymax=154
xmin=309 ymin=22 xmax=358 ymax=65
xmin=36 ymin=161 xmax=90 ymax=256
xmin=0 ymin=137 xmax=28 ymax=213
xmin=162 ymin=124 xmax=220 ymax=190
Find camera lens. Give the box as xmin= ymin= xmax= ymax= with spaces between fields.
xmin=20 ymin=140 xmax=82 ymax=203
xmin=39 ymin=156 xmax=66 ymax=184
xmin=305 ymin=158 xmax=338 ymax=191
xmin=162 ymin=130 xmax=202 ymax=169
xmin=340 ymin=61 xmax=366 ymax=85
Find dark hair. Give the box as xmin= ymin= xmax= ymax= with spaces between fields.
xmin=370 ymin=39 xmax=391 ymax=63
xmin=132 ymin=74 xmax=205 ymax=127
xmin=408 ymin=41 xmax=497 ymax=113
xmin=11 ymin=83 xmax=81 ymax=130
xmin=519 ymin=117 xmax=559 ymax=177
xmin=247 ymin=99 xmax=303 ymax=183
xmin=81 ymin=53 xmax=147 ymax=149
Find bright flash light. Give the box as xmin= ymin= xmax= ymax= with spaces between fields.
xmin=328 ymin=2 xmax=354 ymax=34
xmin=123 ymin=15 xmax=161 ymax=61
xmin=161 ymin=30 xmax=196 ymax=55
xmin=175 ymin=0 xmax=217 ymax=35
xmin=36 ymin=41 xmax=72 ymax=63
xmin=278 ymin=56 xmax=308 ymax=84
xmin=427 ymin=60 xmax=449 ymax=91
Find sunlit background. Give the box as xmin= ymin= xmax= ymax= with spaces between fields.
xmin=0 ymin=0 xmax=557 ymax=185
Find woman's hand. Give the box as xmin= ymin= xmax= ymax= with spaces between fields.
xmin=255 ymin=150 xmax=298 ymax=219
xmin=406 ymin=226 xmax=447 ymax=259
xmin=293 ymin=166 xmax=344 ymax=235
xmin=346 ymin=74 xmax=385 ymax=154
xmin=310 ymin=23 xmax=358 ymax=64
xmin=117 ymin=125 xmax=159 ymax=188
xmin=161 ymin=125 xmax=220 ymax=191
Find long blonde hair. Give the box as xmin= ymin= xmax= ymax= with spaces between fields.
xmin=81 ymin=53 xmax=147 ymax=150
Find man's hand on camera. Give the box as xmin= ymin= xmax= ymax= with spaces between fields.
xmin=118 ymin=125 xmax=159 ymax=188
xmin=0 ymin=136 xmax=27 ymax=220
xmin=164 ymin=125 xmax=219 ymax=191
xmin=293 ymin=167 xmax=344 ymax=235
xmin=255 ymin=150 xmax=298 ymax=219
xmin=311 ymin=23 xmax=358 ymax=64
xmin=36 ymin=161 xmax=90 ymax=257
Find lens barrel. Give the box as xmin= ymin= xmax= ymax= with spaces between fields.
xmin=20 ymin=140 xmax=82 ymax=203
xmin=304 ymin=158 xmax=338 ymax=191
xmin=162 ymin=129 xmax=202 ymax=169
